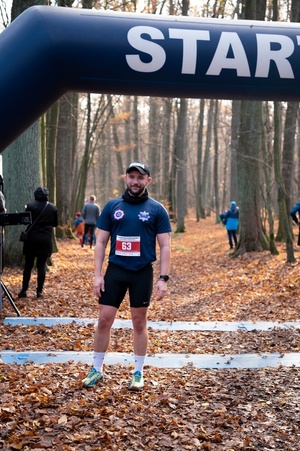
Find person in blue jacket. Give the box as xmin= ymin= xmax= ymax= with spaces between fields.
xmin=219 ymin=201 xmax=239 ymax=249
xmin=290 ymin=200 xmax=300 ymax=225
xmin=290 ymin=200 xmax=300 ymax=245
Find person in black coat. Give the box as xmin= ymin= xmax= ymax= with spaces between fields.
xmin=18 ymin=187 xmax=58 ymax=299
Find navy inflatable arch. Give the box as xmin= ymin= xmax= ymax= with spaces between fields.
xmin=1 ymin=6 xmax=300 ymax=152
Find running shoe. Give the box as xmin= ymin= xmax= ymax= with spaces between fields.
xmin=128 ymin=371 xmax=144 ymax=391
xmin=82 ymin=368 xmax=104 ymax=387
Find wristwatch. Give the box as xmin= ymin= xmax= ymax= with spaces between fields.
xmin=159 ymin=275 xmax=169 ymax=282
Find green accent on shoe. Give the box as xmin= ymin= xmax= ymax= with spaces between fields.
xmin=82 ymin=367 xmax=104 ymax=387
xmin=128 ymin=371 xmax=144 ymax=391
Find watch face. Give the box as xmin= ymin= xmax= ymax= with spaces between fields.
xmin=160 ymin=275 xmax=169 ymax=282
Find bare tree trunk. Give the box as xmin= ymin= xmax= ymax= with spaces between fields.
xmin=277 ymin=0 xmax=300 ymax=254
xmin=273 ymin=102 xmax=295 ymax=262
xmin=161 ymin=98 xmax=172 ymax=207
xmin=202 ymin=99 xmax=214 ymax=215
xmin=260 ymin=102 xmax=278 ymax=255
xmin=221 ymin=143 xmax=229 ymax=214
xmin=175 ymin=98 xmax=188 ymax=233
xmin=46 ymin=102 xmax=59 ymax=205
xmin=196 ymin=99 xmax=205 ymax=221
xmin=110 ymin=104 xmax=125 ymax=196
xmin=282 ymin=102 xmax=299 ymax=214
xmin=230 ymin=100 xmax=240 ymax=202
xmin=56 ymin=93 xmax=78 ymax=236
xmin=237 ymin=100 xmax=269 ymax=253
xmin=148 ymin=97 xmax=160 ymax=199
xmin=3 ymin=124 xmax=42 ymax=266
xmin=169 ymin=100 xmax=178 ymax=222
xmin=132 ymin=96 xmax=139 ymax=162
xmin=124 ymin=96 xmax=132 ymax=168
xmin=213 ymin=100 xmax=220 ymax=222
xmin=235 ymin=0 xmax=269 ymax=254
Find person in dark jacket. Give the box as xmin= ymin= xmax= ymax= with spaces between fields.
xmin=81 ymin=195 xmax=101 ymax=249
xmin=18 ymin=187 xmax=58 ymax=299
xmin=219 ymin=201 xmax=239 ymax=249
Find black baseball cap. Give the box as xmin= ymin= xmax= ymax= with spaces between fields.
xmin=126 ymin=161 xmax=150 ymax=176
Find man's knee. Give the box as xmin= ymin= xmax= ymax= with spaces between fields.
xmin=97 ymin=306 xmax=117 ymax=330
xmin=131 ymin=311 xmax=147 ymax=333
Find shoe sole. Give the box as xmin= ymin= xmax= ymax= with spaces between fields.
xmin=128 ymin=385 xmax=144 ymax=391
xmin=82 ymin=376 xmax=104 ymax=388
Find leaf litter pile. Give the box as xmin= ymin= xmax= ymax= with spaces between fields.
xmin=0 ymin=217 xmax=299 ymax=450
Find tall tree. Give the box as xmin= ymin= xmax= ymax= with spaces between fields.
xmin=236 ymin=0 xmax=269 ymax=254
xmin=280 ymin=0 xmax=300 ymax=239
xmin=132 ymin=96 xmax=139 ymax=162
xmin=110 ymin=100 xmax=126 ymax=196
xmin=174 ymin=0 xmax=189 ymax=231
xmin=148 ymin=97 xmax=161 ymax=198
xmin=279 ymin=101 xmax=299 ymax=241
xmin=237 ymin=100 xmax=269 ymax=252
xmin=196 ymin=99 xmax=205 ymax=221
xmin=260 ymin=102 xmax=278 ymax=255
xmin=174 ymin=98 xmax=188 ymax=232
xmin=55 ymin=93 xmax=78 ymax=237
xmin=45 ymin=102 xmax=59 ymax=204
xmin=161 ymin=98 xmax=172 ymax=206
xmin=213 ymin=100 xmax=220 ymax=222
xmin=201 ymin=99 xmax=214 ymax=214
xmin=230 ymin=100 xmax=240 ymax=203
xmin=273 ymin=102 xmax=295 ymax=262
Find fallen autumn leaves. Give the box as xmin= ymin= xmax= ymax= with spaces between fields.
xmin=0 ymin=217 xmax=299 ymax=450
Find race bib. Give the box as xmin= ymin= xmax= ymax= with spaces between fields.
xmin=115 ymin=235 xmax=141 ymax=256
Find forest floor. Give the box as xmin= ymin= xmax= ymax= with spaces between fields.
xmin=0 ymin=215 xmax=299 ymax=450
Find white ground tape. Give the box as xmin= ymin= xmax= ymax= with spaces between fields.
xmin=2 ymin=318 xmax=299 ymax=369
xmin=0 ymin=351 xmax=299 ymax=368
xmin=3 ymin=317 xmax=300 ymax=331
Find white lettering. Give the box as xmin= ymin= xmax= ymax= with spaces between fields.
xmin=126 ymin=26 xmax=299 ymax=80
xmin=206 ymin=32 xmax=250 ymax=76
xmin=126 ymin=26 xmax=166 ymax=73
xmin=255 ymin=34 xmax=294 ymax=78
xmin=169 ymin=29 xmax=210 ymax=74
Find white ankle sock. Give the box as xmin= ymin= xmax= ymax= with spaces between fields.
xmin=134 ymin=355 xmax=146 ymax=374
xmin=93 ymin=352 xmax=106 ymax=372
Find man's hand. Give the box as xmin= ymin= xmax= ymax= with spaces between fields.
xmin=94 ymin=275 xmax=105 ymax=298
xmin=154 ymin=279 xmax=168 ymax=300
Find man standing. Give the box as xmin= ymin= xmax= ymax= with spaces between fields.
xmin=82 ymin=161 xmax=171 ymax=391
xmin=81 ymin=195 xmax=101 ymax=249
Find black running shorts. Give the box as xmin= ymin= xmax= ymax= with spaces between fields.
xmin=99 ymin=262 xmax=153 ymax=308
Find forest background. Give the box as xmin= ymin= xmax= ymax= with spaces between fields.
xmin=1 ymin=0 xmax=300 ymax=267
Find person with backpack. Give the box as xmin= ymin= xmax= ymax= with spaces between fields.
xmin=18 ymin=187 xmax=58 ymax=299
xmin=219 ymin=201 xmax=239 ymax=249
